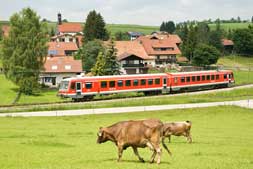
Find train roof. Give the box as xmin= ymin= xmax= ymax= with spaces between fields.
xmin=169 ymin=70 xmax=232 ymax=75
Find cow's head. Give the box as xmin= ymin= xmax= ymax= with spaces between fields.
xmin=97 ymin=127 xmax=108 ymax=144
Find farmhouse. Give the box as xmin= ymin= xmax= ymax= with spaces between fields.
xmin=48 ymin=41 xmax=78 ymax=56
xmin=40 ymin=56 xmax=82 ymax=87
xmin=115 ymin=41 xmax=151 ymax=74
xmin=222 ymin=38 xmax=234 ymax=54
xmin=136 ymin=34 xmax=182 ymax=67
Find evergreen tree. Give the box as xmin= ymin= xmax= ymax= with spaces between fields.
xmin=83 ymin=10 xmax=109 ymax=42
xmin=104 ymin=39 xmax=120 ymax=75
xmin=75 ymin=40 xmax=104 ymax=73
xmin=166 ymin=21 xmax=176 ymax=34
xmin=233 ymin=28 xmax=253 ymax=56
xmin=196 ymin=22 xmax=210 ymax=44
xmin=160 ymin=22 xmax=166 ymax=31
xmin=91 ymin=39 xmax=120 ymax=76
xmin=91 ymin=52 xmax=106 ymax=76
xmin=1 ymin=8 xmax=48 ymax=103
xmin=182 ymin=23 xmax=197 ymax=62
xmin=50 ymin=27 xmax=55 ymax=36
xmin=115 ymin=31 xmax=130 ymax=41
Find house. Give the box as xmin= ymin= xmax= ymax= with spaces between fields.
xmin=115 ymin=41 xmax=151 ymax=74
xmin=48 ymin=42 xmax=78 ymax=56
xmin=127 ymin=32 xmax=143 ymax=41
xmin=40 ymin=56 xmax=82 ymax=87
xmin=222 ymin=39 xmax=234 ymax=54
xmin=136 ymin=35 xmax=182 ymax=67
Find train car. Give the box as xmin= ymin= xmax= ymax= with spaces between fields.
xmin=169 ymin=70 xmax=234 ymax=92
xmin=58 ymin=73 xmax=169 ymax=101
xmin=58 ymin=70 xmax=234 ymax=101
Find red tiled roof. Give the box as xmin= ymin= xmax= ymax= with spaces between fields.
xmin=115 ymin=41 xmax=151 ymax=60
xmin=57 ymin=23 xmax=82 ymax=33
xmin=1 ymin=25 xmax=10 ymax=37
xmin=222 ymin=39 xmax=234 ymax=46
xmin=48 ymin=42 xmax=78 ymax=56
xmin=136 ymin=36 xmax=181 ymax=55
xmin=43 ymin=56 xmax=82 ymax=73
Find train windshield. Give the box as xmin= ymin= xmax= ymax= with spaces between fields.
xmin=59 ymin=81 xmax=69 ymax=90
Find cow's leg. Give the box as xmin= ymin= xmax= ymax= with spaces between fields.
xmin=117 ymin=144 xmax=124 ymax=162
xmin=162 ymin=136 xmax=172 ymax=156
xmin=153 ymin=145 xmax=162 ymax=164
xmin=146 ymin=142 xmax=156 ymax=163
xmin=186 ymin=132 xmax=192 ymax=143
xmin=132 ymin=147 xmax=145 ymax=162
xmin=168 ymin=135 xmax=171 ymax=143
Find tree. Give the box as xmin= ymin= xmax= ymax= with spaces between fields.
xmin=62 ymin=19 xmax=68 ymax=22
xmin=1 ymin=8 xmax=48 ymax=103
xmin=166 ymin=21 xmax=176 ymax=34
xmin=75 ymin=40 xmax=104 ymax=73
xmin=91 ymin=39 xmax=120 ymax=76
xmin=83 ymin=10 xmax=109 ymax=42
xmin=233 ymin=28 xmax=253 ymax=56
xmin=251 ymin=16 xmax=253 ymax=23
xmin=160 ymin=22 xmax=166 ymax=31
xmin=192 ymin=44 xmax=220 ymax=66
xmin=104 ymin=39 xmax=120 ymax=75
xmin=91 ymin=52 xmax=106 ymax=76
xmin=208 ymin=30 xmax=223 ymax=51
xmin=0 ymin=25 xmax=2 ymax=41
xmin=196 ymin=22 xmax=210 ymax=44
xmin=49 ymin=27 xmax=55 ymax=36
xmin=115 ymin=31 xmax=130 ymax=41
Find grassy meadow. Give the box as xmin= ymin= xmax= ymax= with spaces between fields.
xmin=0 ymin=106 xmax=252 ymax=169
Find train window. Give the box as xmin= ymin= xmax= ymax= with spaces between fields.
xmin=216 ymin=75 xmax=219 ymax=80
xmin=125 ymin=80 xmax=131 ymax=86
xmin=174 ymin=77 xmax=178 ymax=83
xmin=70 ymin=82 xmax=75 ymax=89
xmin=141 ymin=79 xmax=146 ymax=85
xmin=186 ymin=77 xmax=190 ymax=82
xmin=155 ymin=78 xmax=160 ymax=85
xmin=197 ymin=76 xmax=200 ymax=81
xmin=224 ymin=74 xmax=227 ymax=79
xmin=192 ymin=76 xmax=196 ymax=82
xmin=211 ymin=75 xmax=215 ymax=80
xmin=117 ymin=80 xmax=123 ymax=87
xmin=202 ymin=75 xmax=206 ymax=81
xmin=109 ymin=81 xmax=115 ymax=88
xmin=181 ymin=77 xmax=185 ymax=83
xmin=101 ymin=81 xmax=107 ymax=88
xmin=148 ymin=79 xmax=153 ymax=85
xmin=133 ymin=80 xmax=139 ymax=86
xmin=229 ymin=74 xmax=233 ymax=78
xmin=207 ymin=75 xmax=210 ymax=80
xmin=85 ymin=82 xmax=92 ymax=89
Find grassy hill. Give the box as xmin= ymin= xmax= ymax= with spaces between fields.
xmin=209 ymin=22 xmax=253 ymax=31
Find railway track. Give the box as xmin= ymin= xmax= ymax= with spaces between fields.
xmin=0 ymin=84 xmax=253 ymax=112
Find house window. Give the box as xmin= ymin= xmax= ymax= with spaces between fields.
xmin=85 ymin=82 xmax=92 ymax=89
xmin=45 ymin=77 xmax=52 ymax=83
xmin=117 ymin=80 xmax=123 ymax=87
xmin=155 ymin=78 xmax=160 ymax=85
xmin=101 ymin=81 xmax=107 ymax=88
xmin=141 ymin=79 xmax=146 ymax=85
xmin=125 ymin=80 xmax=131 ymax=86
xmin=65 ymin=65 xmax=71 ymax=70
xmin=133 ymin=80 xmax=139 ymax=86
xmin=52 ymin=65 xmax=58 ymax=70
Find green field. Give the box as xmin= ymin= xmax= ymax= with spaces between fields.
xmin=209 ymin=22 xmax=252 ymax=31
xmin=218 ymin=55 xmax=253 ymax=68
xmin=0 ymin=106 xmax=252 ymax=169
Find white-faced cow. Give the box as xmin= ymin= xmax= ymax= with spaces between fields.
xmin=97 ymin=119 xmax=171 ymax=164
xmin=162 ymin=121 xmax=192 ymax=143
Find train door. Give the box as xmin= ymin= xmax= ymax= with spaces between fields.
xmin=162 ymin=77 xmax=169 ymax=94
xmin=76 ymin=82 xmax=82 ymax=96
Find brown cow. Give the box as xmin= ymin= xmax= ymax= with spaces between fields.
xmin=162 ymin=121 xmax=192 ymax=143
xmin=97 ymin=119 xmax=171 ymax=164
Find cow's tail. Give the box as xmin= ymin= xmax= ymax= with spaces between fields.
xmin=161 ymin=136 xmax=172 ymax=156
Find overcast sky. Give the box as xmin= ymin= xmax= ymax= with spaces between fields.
xmin=0 ymin=0 xmax=252 ymax=26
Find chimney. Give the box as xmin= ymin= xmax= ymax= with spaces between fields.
xmin=58 ymin=13 xmax=62 ymax=25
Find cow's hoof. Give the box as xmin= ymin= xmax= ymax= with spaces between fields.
xmin=139 ymin=158 xmax=145 ymax=163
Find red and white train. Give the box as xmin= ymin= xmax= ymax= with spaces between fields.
xmin=58 ymin=70 xmax=234 ymax=101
